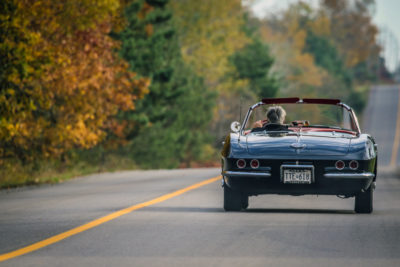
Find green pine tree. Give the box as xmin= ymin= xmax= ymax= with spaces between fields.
xmin=231 ymin=39 xmax=279 ymax=98
xmin=304 ymin=31 xmax=366 ymax=112
xmin=115 ymin=0 xmax=215 ymax=168
xmin=304 ymin=31 xmax=352 ymax=87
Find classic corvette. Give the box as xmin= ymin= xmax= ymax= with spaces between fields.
xmin=221 ymin=97 xmax=377 ymax=213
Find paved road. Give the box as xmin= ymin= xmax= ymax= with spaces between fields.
xmin=1 ymin=85 xmax=399 ymax=266
xmin=363 ymin=85 xmax=400 ymax=167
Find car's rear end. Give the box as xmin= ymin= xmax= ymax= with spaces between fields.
xmin=221 ymin=98 xmax=377 ymax=213
xmin=222 ymin=156 xmax=376 ymax=197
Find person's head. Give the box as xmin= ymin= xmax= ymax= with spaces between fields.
xmin=266 ymin=106 xmax=286 ymax=124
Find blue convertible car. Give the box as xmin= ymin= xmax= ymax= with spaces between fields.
xmin=221 ymin=98 xmax=377 ymax=213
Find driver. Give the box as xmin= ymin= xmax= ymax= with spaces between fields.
xmin=251 ymin=106 xmax=288 ymax=132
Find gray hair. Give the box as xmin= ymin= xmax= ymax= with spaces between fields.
xmin=266 ymin=106 xmax=286 ymax=124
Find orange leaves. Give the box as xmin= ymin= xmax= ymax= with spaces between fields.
xmin=0 ymin=0 xmax=150 ymax=160
xmin=138 ymin=2 xmax=154 ymax=20
xmin=145 ymin=24 xmax=154 ymax=36
xmin=308 ymin=15 xmax=331 ymax=37
xmin=260 ymin=14 xmax=324 ymax=95
xmin=320 ymin=0 xmax=380 ymax=68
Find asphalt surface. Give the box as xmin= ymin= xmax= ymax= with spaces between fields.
xmin=1 ymin=85 xmax=399 ymax=267
xmin=363 ymin=84 xmax=400 ymax=166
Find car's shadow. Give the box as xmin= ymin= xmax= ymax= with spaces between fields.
xmin=244 ymin=208 xmax=354 ymax=214
xmin=141 ymin=206 xmax=354 ymax=214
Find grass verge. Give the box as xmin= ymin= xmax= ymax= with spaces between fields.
xmin=0 ymin=154 xmax=139 ymax=189
xmin=0 ymin=149 xmax=220 ymax=189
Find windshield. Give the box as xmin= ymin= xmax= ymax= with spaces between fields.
xmin=243 ymin=103 xmax=358 ymax=133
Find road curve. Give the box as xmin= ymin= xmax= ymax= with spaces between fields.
xmin=0 ymin=85 xmax=400 ymax=267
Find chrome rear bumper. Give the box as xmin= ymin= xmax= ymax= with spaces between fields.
xmin=223 ymin=171 xmax=374 ymax=179
xmin=222 ymin=171 xmax=271 ymax=178
xmin=324 ymin=172 xmax=375 ymax=179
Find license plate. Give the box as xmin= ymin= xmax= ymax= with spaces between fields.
xmin=282 ymin=168 xmax=313 ymax=184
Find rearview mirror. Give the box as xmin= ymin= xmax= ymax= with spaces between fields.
xmin=230 ymin=121 xmax=241 ymax=133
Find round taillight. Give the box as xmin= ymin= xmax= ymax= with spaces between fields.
xmin=335 ymin=160 xmax=345 ymax=170
xmin=237 ymin=159 xmax=246 ymax=169
xmin=349 ymin=160 xmax=358 ymax=170
xmin=250 ymin=159 xmax=259 ymax=169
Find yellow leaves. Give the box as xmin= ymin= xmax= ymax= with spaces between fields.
xmin=34 ymin=23 xmax=149 ymax=153
xmin=292 ymin=28 xmax=307 ymax=50
xmin=170 ymin=0 xmax=250 ymax=91
xmin=1 ymin=0 xmax=150 ymax=161
xmin=319 ymin=0 xmax=379 ymax=68
xmin=308 ymin=15 xmax=331 ymax=36
xmin=5 ymin=123 xmax=16 ymax=136
xmin=169 ymin=0 xmax=252 ymax=141
xmin=145 ymin=24 xmax=153 ymax=36
xmin=0 ymin=120 xmax=28 ymax=142
xmin=29 ymin=99 xmax=37 ymax=111
xmin=259 ymin=8 xmax=325 ymax=96
xmin=65 ymin=119 xmax=99 ymax=149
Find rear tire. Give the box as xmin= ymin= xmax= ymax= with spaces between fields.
xmin=224 ymin=185 xmax=242 ymax=211
xmin=354 ymin=185 xmax=373 ymax=213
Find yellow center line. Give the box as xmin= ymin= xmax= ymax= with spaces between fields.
xmin=390 ymin=86 xmax=400 ymax=167
xmin=0 ymin=175 xmax=221 ymax=262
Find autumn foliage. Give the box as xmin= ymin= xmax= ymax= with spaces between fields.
xmin=0 ymin=0 xmax=149 ymax=162
xmin=257 ymin=0 xmax=380 ymax=113
xmin=0 ymin=0 xmax=386 ymax=186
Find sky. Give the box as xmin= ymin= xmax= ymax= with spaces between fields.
xmin=249 ymin=0 xmax=400 ymax=72
xmin=373 ymin=0 xmax=400 ymax=72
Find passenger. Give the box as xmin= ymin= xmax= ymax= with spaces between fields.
xmin=252 ymin=106 xmax=289 ymax=132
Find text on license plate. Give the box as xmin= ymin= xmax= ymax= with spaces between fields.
xmin=283 ymin=169 xmax=312 ymax=184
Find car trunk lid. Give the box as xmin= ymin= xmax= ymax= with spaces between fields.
xmin=246 ymin=134 xmax=350 ymax=156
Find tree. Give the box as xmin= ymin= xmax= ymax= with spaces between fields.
xmin=259 ymin=4 xmax=325 ymax=97
xmin=231 ymin=39 xmax=278 ymax=99
xmin=116 ymin=0 xmax=215 ymax=168
xmin=320 ymin=0 xmax=380 ymax=72
xmin=170 ymin=0 xmax=253 ymax=142
xmin=304 ymin=30 xmax=352 ymax=87
xmin=169 ymin=0 xmax=250 ymax=92
xmin=0 ymin=0 xmax=149 ymax=162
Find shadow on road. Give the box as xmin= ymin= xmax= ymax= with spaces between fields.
xmin=245 ymin=208 xmax=354 ymax=214
xmin=140 ymin=206 xmax=354 ymax=214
